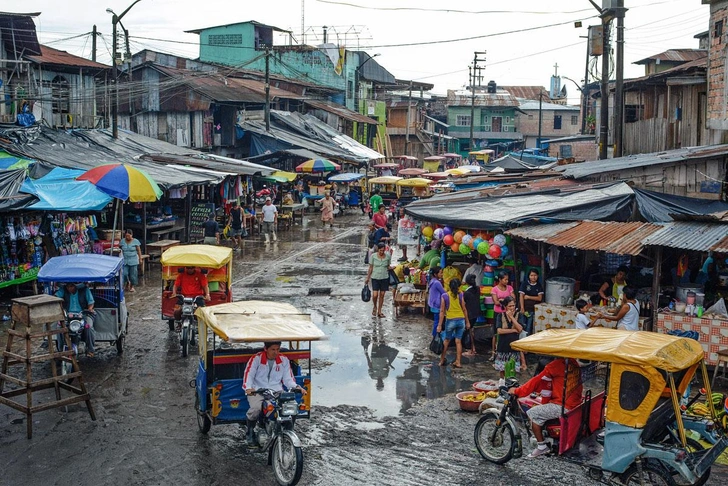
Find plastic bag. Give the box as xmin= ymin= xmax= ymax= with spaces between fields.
xmin=705 ymin=298 xmax=727 ymax=318
xmin=398 ymin=283 xmax=418 ymax=294
xmin=429 ymin=334 xmax=444 ymax=355
xmin=361 ymin=284 xmax=372 ymax=302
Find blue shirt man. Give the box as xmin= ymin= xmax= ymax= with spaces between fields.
xmin=55 ymin=283 xmax=96 ymax=356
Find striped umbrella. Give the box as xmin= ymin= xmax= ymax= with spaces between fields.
xmin=295 ymin=158 xmax=341 ymax=173
xmin=77 ymin=163 xmax=162 ymax=202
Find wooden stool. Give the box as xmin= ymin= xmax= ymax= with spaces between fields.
xmin=711 ymin=348 xmax=728 ymax=389
xmin=0 ymin=295 xmax=95 ymax=439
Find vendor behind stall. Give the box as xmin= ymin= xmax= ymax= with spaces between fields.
xmin=598 ymin=265 xmax=628 ymax=305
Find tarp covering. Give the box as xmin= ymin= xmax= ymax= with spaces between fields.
xmin=405 ymin=182 xmax=634 ymax=229
xmin=0 ymin=151 xmax=35 ymax=170
xmin=21 ymin=167 xmax=113 ymax=211
xmin=160 ymin=244 xmax=232 ymax=267
xmin=484 ymin=155 xmax=557 ymax=173
xmin=195 ymin=301 xmax=327 ymax=343
xmin=329 ymin=172 xmax=366 ymax=182
xmin=511 ymin=328 xmax=704 ymax=372
xmin=634 ymin=188 xmax=728 ymax=222
xmin=0 ymin=126 xmax=223 ymax=189
xmin=0 ymin=169 xmax=38 ymax=212
xmin=38 ymin=254 xmax=123 ymax=283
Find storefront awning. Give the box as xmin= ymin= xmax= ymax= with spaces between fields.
xmin=21 ymin=167 xmax=113 ymax=211
xmin=642 ymin=222 xmax=728 ymax=253
xmin=505 ymin=221 xmax=664 ymax=256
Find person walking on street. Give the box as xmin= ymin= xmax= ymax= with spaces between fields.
xmin=261 ymin=197 xmax=278 ymax=244
xmin=119 ymin=229 xmax=142 ymax=293
xmin=321 ymin=193 xmax=335 ymax=228
xmin=365 ymin=242 xmax=393 ymax=318
xmin=372 ymin=205 xmax=388 ymax=230
xmin=437 ymin=278 xmax=470 ymax=368
xmin=202 ymin=212 xmax=221 ymax=246
xmin=228 ymin=200 xmax=245 ymax=251
xmin=369 ymin=189 xmax=383 ymax=218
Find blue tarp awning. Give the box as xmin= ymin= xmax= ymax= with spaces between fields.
xmin=37 ymin=254 xmax=123 ymax=283
xmin=21 ymin=167 xmax=113 ymax=211
xmin=329 ymin=173 xmax=366 ymax=182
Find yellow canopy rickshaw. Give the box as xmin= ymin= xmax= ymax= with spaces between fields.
xmin=396 ymin=177 xmax=433 ymax=199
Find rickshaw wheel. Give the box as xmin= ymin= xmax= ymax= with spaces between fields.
xmin=474 ymin=411 xmax=515 ymax=464
xmin=115 ymin=334 xmax=124 ymax=355
xmin=195 ymin=394 xmax=211 ymax=434
xmin=622 ymin=461 xmax=676 ymax=486
xmin=181 ymin=327 xmax=189 ymax=357
xmin=168 ymin=319 xmax=175 ymax=331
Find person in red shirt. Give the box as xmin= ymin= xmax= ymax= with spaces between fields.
xmin=171 ymin=266 xmax=211 ymax=321
xmin=508 ymin=358 xmax=583 ymax=458
xmin=372 ymin=205 xmax=388 ymax=229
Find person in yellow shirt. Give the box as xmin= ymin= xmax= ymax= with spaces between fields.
xmin=436 ymin=278 xmax=470 ymax=368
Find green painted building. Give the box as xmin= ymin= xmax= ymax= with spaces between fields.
xmin=446 ymin=88 xmax=523 ymax=156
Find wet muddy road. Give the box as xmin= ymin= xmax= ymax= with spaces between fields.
xmin=1 ymin=212 xmax=726 ymax=485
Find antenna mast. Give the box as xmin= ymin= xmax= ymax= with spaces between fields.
xmin=301 ymin=0 xmax=305 ymax=44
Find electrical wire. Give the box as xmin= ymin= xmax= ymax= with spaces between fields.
xmin=315 ymin=0 xmax=595 ymax=15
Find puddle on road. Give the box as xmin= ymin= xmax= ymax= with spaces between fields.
xmin=307 ymin=310 xmax=471 ymax=417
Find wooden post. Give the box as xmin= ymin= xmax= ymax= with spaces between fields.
xmin=650 ymin=246 xmax=662 ymax=332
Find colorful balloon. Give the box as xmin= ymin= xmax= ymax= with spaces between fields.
xmin=454 ymin=230 xmax=465 ymax=244
xmin=424 ymin=236 xmax=432 ymax=243
xmin=500 ymin=244 xmax=509 ymax=256
xmin=450 ymin=242 xmax=460 ymax=252
xmin=422 ymin=226 xmax=434 ymax=238
xmin=477 ymin=241 xmax=489 ymax=255
xmin=443 ymin=234 xmax=454 ymax=246
xmin=488 ymin=244 xmax=502 ymax=258
xmin=443 ymin=227 xmax=453 ymax=236
xmin=462 ymin=235 xmax=473 ymax=246
xmin=493 ymin=234 xmax=507 ymax=247
xmin=433 ymin=228 xmax=444 ymax=240
xmin=459 ymin=243 xmax=471 ymax=255
xmin=472 ymin=237 xmax=484 ymax=249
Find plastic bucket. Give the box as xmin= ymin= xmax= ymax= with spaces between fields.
xmin=482 ymin=277 xmax=494 ymax=286
xmin=485 ymin=309 xmax=495 ymax=319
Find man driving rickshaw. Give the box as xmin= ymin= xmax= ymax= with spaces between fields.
xmin=170 ymin=266 xmax=210 ymax=326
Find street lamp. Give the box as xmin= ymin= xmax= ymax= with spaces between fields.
xmin=107 ymin=0 xmax=144 ymax=139
xmin=562 ymin=75 xmax=588 ymax=135
xmin=355 ymin=53 xmax=380 ymax=113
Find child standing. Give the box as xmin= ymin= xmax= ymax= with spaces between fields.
xmin=575 ymin=299 xmax=595 ymax=330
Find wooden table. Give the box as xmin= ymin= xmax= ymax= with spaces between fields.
xmin=146 ymin=239 xmax=180 ymax=264
xmin=393 ymin=288 xmax=428 ymax=317
xmin=534 ymin=303 xmax=646 ymax=333
xmin=281 ymin=204 xmax=306 ymax=225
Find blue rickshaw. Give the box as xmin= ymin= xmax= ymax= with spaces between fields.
xmin=37 ymin=253 xmax=129 ymax=355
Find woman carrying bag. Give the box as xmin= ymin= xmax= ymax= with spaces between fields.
xmin=437 ymin=278 xmax=470 ymax=368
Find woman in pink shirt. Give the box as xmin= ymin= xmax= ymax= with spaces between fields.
xmin=490 ymin=271 xmax=515 ymax=361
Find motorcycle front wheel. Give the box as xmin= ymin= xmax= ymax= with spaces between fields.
xmin=272 ymin=433 xmax=303 ymax=486
xmin=474 ymin=411 xmax=515 ymax=464
xmin=181 ymin=324 xmax=189 ymax=357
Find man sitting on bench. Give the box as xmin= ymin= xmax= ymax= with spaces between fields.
xmin=509 ymin=358 xmax=583 ymax=458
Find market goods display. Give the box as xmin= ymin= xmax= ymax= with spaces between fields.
xmin=477 ymin=241 xmax=489 ymax=255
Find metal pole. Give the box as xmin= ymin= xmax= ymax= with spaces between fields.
xmin=537 ymin=92 xmax=543 ymax=148
xmin=92 ymin=25 xmax=97 ymax=62
xmin=470 ymin=60 xmax=475 ymax=151
xmin=582 ymin=30 xmax=590 ymax=135
xmin=599 ymin=16 xmax=611 ymax=160
xmin=404 ymin=82 xmax=412 ymax=155
xmin=111 ymin=16 xmax=118 ymax=139
xmin=614 ymin=1 xmax=626 ymax=157
xmin=264 ymin=48 xmax=270 ymax=132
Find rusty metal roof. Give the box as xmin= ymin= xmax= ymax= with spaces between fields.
xmin=0 ymin=12 xmax=41 ymax=56
xmin=25 ymin=45 xmax=108 ymax=70
xmin=634 ymin=49 xmax=707 ymax=65
xmin=446 ymin=89 xmax=519 ymax=108
xmin=501 ymin=86 xmax=548 ymax=100
xmin=506 ymin=221 xmax=664 ymax=256
xmin=304 ymin=100 xmax=378 ymax=124
xmin=152 ymin=65 xmax=305 ymax=103
xmin=642 ymin=222 xmax=728 ymax=253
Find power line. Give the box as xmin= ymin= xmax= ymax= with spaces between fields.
xmin=315 ymin=0 xmax=594 ymax=15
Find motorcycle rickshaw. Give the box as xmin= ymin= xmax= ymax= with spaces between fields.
xmin=367 ymin=175 xmax=402 ymax=210
xmin=328 ymin=172 xmax=366 ymax=214
xmin=474 ymin=328 xmax=728 ymax=485
xmin=160 ymin=244 xmax=233 ymax=356
xmin=194 ymin=301 xmax=327 ymax=486
xmin=423 ymin=155 xmax=446 ymax=173
xmin=395 ymin=177 xmax=434 ymax=205
xmin=37 ymin=253 xmax=129 ymax=356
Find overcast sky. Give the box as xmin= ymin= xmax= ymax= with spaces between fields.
xmin=8 ymin=0 xmax=710 ymax=104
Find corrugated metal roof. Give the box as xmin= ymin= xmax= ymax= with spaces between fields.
xmin=304 ymin=100 xmax=379 ymax=124
xmin=558 ymin=144 xmax=728 ymax=179
xmin=518 ymin=101 xmax=580 ymax=111
xmin=501 ymin=86 xmax=548 ymax=100
xmin=186 ymin=20 xmax=290 ymax=34
xmin=152 ymin=65 xmax=305 ymax=102
xmin=625 ymin=56 xmax=706 ymax=87
xmin=354 ymin=51 xmax=396 ymax=85
xmin=642 ymin=222 xmax=728 ymax=253
xmin=506 ymin=221 xmax=664 ymax=256
xmin=634 ymin=49 xmax=707 ymax=65
xmin=24 ymin=45 xmax=109 ymax=70
xmin=0 ymin=13 xmax=41 ymax=56
xmin=447 ymin=89 xmax=519 ymax=108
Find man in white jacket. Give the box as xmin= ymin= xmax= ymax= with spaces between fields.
xmin=243 ymin=341 xmax=307 ymax=446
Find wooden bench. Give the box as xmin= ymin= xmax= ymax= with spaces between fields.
xmin=150 ymin=224 xmax=186 ymax=241
xmin=139 ymin=254 xmax=150 ymax=276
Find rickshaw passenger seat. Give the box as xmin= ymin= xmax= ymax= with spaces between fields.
xmin=640 ymin=397 xmax=675 ymax=443
xmin=207 ymin=347 xmax=298 ymax=383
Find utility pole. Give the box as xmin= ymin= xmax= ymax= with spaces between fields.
xmin=404 ymin=81 xmax=413 ymax=155
xmin=92 ymin=25 xmax=97 ymax=62
xmin=599 ymin=12 xmax=612 ymax=160
xmin=264 ymin=48 xmax=271 ymax=132
xmin=581 ymin=30 xmax=590 ymax=135
xmin=614 ymin=0 xmax=627 ymax=157
xmin=469 ymin=51 xmax=487 ymax=151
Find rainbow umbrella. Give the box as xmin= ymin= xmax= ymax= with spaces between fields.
xmin=77 ymin=163 xmax=162 ymax=202
xmin=295 ymin=158 xmax=341 ymax=173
